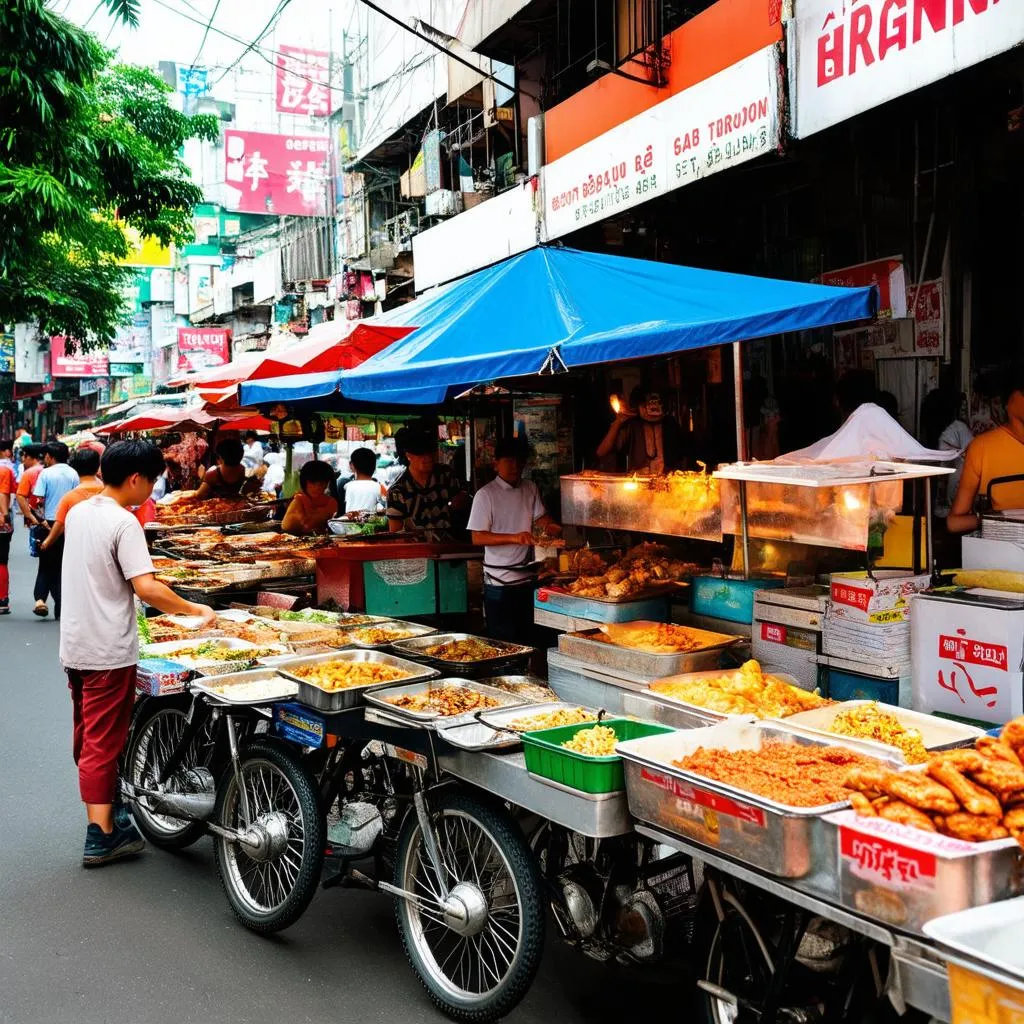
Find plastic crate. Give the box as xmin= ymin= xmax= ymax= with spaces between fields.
xmin=362 ymin=559 xmax=468 ymax=618
xmin=825 ymin=667 xmax=899 ymax=706
xmin=691 ymin=576 xmax=784 ymax=625
xmin=520 ymin=718 xmax=674 ymax=794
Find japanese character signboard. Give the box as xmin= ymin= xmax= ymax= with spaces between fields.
xmin=224 ymin=130 xmax=330 ymax=217
xmin=541 ymin=45 xmax=781 ymax=242
xmin=275 ymin=45 xmax=332 ymax=117
xmin=177 ymin=327 xmax=231 ymax=372
xmin=789 ymin=0 xmax=1024 ymax=139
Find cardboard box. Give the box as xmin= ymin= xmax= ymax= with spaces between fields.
xmin=911 ymin=592 xmax=1024 ymax=726
xmin=829 ymin=571 xmax=930 ymax=625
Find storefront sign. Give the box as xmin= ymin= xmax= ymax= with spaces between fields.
xmin=176 ymin=327 xmax=231 ymax=372
xmin=50 ymin=336 xmax=110 ymax=378
xmin=907 ymin=279 xmax=944 ymax=355
xmin=0 ymin=333 xmax=14 ymax=374
xmin=224 ymin=130 xmax=330 ymax=217
xmin=541 ymin=45 xmax=781 ymax=242
xmin=789 ymin=0 xmax=1024 ymax=139
xmin=820 ymin=258 xmax=906 ymax=319
xmin=275 ymin=45 xmax=332 ymax=117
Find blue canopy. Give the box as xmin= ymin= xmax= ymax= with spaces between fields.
xmin=255 ymin=247 xmax=877 ymax=406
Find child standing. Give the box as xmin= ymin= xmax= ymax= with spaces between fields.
xmin=343 ymin=447 xmax=386 ymax=514
xmin=281 ymin=460 xmax=339 ymax=536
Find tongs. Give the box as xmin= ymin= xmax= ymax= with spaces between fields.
xmin=472 ymin=706 xmax=609 ymax=739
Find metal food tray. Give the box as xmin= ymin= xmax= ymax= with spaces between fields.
xmin=436 ymin=701 xmax=600 ymax=750
xmin=364 ymin=679 xmax=526 ymax=727
xmin=773 ymin=701 xmax=984 ymax=763
xmin=346 ymin=620 xmax=438 ymax=649
xmin=923 ymin=897 xmax=1024 ymax=986
xmin=478 ymin=675 xmax=558 ymax=704
xmin=139 ymin=638 xmax=289 ymax=677
xmin=389 ymin=633 xmax=534 ymax=678
xmin=616 ymin=720 xmax=903 ymax=879
xmin=191 ymin=668 xmax=298 ymax=706
xmin=828 ymin=810 xmax=1022 ymax=935
xmin=557 ymin=626 xmax=739 ymax=680
xmin=274 ymin=649 xmax=439 ymax=713
xmin=646 ymin=667 xmax=807 ymax=723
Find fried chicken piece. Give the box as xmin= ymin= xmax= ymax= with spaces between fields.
xmin=881 ymin=773 xmax=959 ymax=815
xmin=844 ymin=766 xmax=890 ymax=796
xmin=940 ymin=813 xmax=1009 ymax=843
xmin=976 ymin=737 xmax=1023 ymax=768
xmin=877 ymin=801 xmax=937 ymax=832
xmin=1001 ymin=718 xmax=1024 ymax=759
xmin=1003 ymin=807 xmax=1024 ymax=837
xmin=967 ymin=760 xmax=1024 ymax=804
xmin=849 ymin=792 xmax=877 ymax=817
xmin=929 ymin=760 xmax=1002 ymax=817
xmin=935 ymin=749 xmax=986 ymax=773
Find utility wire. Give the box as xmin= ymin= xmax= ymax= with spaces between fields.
xmin=188 ymin=0 xmax=222 ymax=71
xmin=210 ymin=0 xmax=292 ymax=86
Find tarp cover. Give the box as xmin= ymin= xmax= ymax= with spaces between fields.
xmin=336 ymin=247 xmax=876 ymax=405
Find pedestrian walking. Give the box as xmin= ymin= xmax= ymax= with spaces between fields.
xmin=61 ymin=440 xmax=215 ymax=867
xmin=32 ymin=441 xmax=79 ymax=620
xmin=0 ymin=438 xmax=15 ymax=615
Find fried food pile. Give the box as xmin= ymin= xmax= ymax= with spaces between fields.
xmin=507 ymin=707 xmax=597 ymax=732
xmin=846 ymin=718 xmax=1024 ymax=846
xmin=423 ymin=638 xmax=506 ymax=662
xmin=291 ymin=660 xmax=410 ymax=691
xmin=597 ymin=621 xmax=718 ymax=654
xmin=650 ymin=660 xmax=830 ymax=719
xmin=828 ymin=704 xmax=929 ymax=764
xmin=385 ymin=686 xmax=499 ymax=716
xmin=561 ymin=725 xmax=619 ymax=757
xmin=351 ymin=626 xmax=418 ymax=646
xmin=567 ymin=543 xmax=699 ymax=600
xmin=155 ymin=497 xmax=252 ymax=524
xmin=673 ymin=742 xmax=882 ymax=807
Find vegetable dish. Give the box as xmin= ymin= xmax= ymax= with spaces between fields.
xmin=507 ymin=707 xmax=597 ymax=732
xmin=561 ymin=725 xmax=618 ymax=757
xmin=351 ymin=626 xmax=419 ymax=646
xmin=291 ymin=660 xmax=411 ymax=691
xmin=384 ymin=686 xmax=500 ymax=716
xmin=828 ymin=703 xmax=929 ymax=764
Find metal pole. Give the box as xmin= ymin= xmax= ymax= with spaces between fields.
xmin=925 ymin=476 xmax=934 ymax=576
xmin=733 ymin=342 xmax=747 ymax=461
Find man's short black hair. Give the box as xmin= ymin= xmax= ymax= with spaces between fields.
xmin=244 ymin=431 xmax=258 ymax=442
xmin=350 ymin=447 xmax=377 ymax=477
xmin=70 ymin=447 xmax=101 ymax=476
xmin=45 ymin=441 xmax=70 ymax=463
xmin=101 ymin=440 xmax=165 ymax=487
xmin=1001 ymin=364 xmax=1024 ymax=406
xmin=0 ymin=439 xmax=12 ymax=454
xmin=402 ymin=427 xmax=435 ymax=457
xmin=299 ymin=459 xmax=336 ymax=491
xmin=21 ymin=444 xmax=44 ymax=461
xmin=216 ymin=438 xmax=244 ymax=467
xmin=494 ymin=437 xmax=527 ymax=462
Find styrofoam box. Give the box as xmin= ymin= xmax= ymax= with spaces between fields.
xmin=962 ymin=536 xmax=1024 ymax=573
xmin=829 ymin=571 xmax=930 ymax=625
xmin=911 ymin=592 xmax=1024 ymax=726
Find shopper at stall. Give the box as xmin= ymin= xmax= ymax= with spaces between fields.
xmin=468 ymin=438 xmax=561 ymax=644
xmin=386 ymin=427 xmax=469 ymax=534
xmin=32 ymin=442 xmax=79 ymax=619
xmin=241 ymin=431 xmax=264 ymax=472
xmin=0 ymin=439 xmax=14 ymax=616
xmin=40 ymin=447 xmax=105 ymax=554
xmin=194 ymin=438 xmax=261 ymax=500
xmin=282 ymin=460 xmax=339 ymax=536
xmin=344 ymin=447 xmax=386 ymax=514
xmin=259 ymin=451 xmax=286 ymax=498
xmin=948 ymin=372 xmax=1024 ymax=533
xmin=61 ymin=439 xmax=216 ymax=867
xmin=596 ymin=386 xmax=688 ymax=474
xmin=16 ymin=444 xmax=44 ymax=523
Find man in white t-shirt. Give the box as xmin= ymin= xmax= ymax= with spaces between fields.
xmin=467 ymin=438 xmax=560 ymax=644
xmin=241 ymin=431 xmax=265 ymax=472
xmin=62 ymin=439 xmax=215 ymax=868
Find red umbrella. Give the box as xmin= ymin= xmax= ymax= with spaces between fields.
xmin=97 ymin=408 xmax=272 ymax=436
xmin=246 ymin=322 xmax=412 ymax=380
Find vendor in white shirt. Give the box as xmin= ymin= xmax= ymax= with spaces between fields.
xmin=467 ymin=438 xmax=561 ymax=644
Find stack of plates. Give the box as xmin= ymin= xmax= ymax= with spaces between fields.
xmin=981 ymin=510 xmax=1024 ymax=542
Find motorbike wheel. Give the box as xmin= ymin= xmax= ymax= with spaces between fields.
xmin=213 ymin=738 xmax=324 ymax=934
xmin=121 ymin=696 xmax=209 ymax=851
xmin=394 ymin=790 xmax=545 ymax=1023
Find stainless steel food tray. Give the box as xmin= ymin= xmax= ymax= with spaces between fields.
xmin=830 ymin=810 xmax=1022 ymax=935
xmin=389 ymin=633 xmax=534 ymax=678
xmin=437 ymin=701 xmax=600 ymax=751
xmin=557 ymin=627 xmax=739 ymax=679
xmin=191 ymin=668 xmax=298 ymax=706
xmin=645 ymin=667 xmax=806 ymax=723
xmin=346 ymin=620 xmax=437 ymax=649
xmin=616 ymin=721 xmax=902 ymax=879
xmin=923 ymin=897 xmax=1024 ymax=985
xmin=772 ymin=700 xmax=984 ymax=763
xmin=477 ymin=675 xmax=558 ymax=704
xmin=364 ymin=678 xmax=526 ymax=727
xmin=478 ymin=701 xmax=600 ymax=733
xmin=273 ymin=649 xmax=439 ymax=713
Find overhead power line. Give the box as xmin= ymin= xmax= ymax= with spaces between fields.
xmin=211 ymin=0 xmax=292 ymax=86
xmin=189 ymin=0 xmax=222 ymax=71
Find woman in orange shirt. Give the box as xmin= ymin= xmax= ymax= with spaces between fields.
xmin=282 ymin=460 xmax=338 ymax=536
xmin=948 ymin=374 xmax=1024 ymax=533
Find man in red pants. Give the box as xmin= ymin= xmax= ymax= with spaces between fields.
xmin=61 ymin=440 xmax=215 ymax=867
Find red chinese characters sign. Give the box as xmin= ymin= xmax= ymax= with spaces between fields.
xmin=275 ymin=45 xmax=332 ymax=117
xmin=819 ymin=258 xmax=906 ymax=319
xmin=177 ymin=327 xmax=230 ymax=372
xmin=839 ymin=823 xmax=936 ymax=890
xmin=224 ymin=130 xmax=329 ymax=217
xmin=50 ymin=336 xmax=110 ymax=378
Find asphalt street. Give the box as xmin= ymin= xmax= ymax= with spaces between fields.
xmin=0 ymin=534 xmax=686 ymax=1024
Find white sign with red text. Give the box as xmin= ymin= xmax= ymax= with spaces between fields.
xmin=790 ymin=0 xmax=1024 ymax=139
xmin=911 ymin=593 xmax=1024 ymax=725
xmin=540 ymin=45 xmax=781 ymax=242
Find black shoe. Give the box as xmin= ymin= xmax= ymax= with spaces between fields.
xmin=0 ymin=600 xmax=8 ymax=616
xmin=82 ymin=822 xmax=146 ymax=868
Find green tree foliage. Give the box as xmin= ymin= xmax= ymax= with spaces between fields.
xmin=0 ymin=0 xmax=218 ymax=349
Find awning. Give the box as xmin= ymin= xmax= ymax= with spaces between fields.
xmin=339 ymin=247 xmax=877 ymax=405
xmin=97 ymin=408 xmax=272 ymax=436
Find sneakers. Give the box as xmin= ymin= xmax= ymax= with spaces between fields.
xmin=0 ymin=599 xmax=8 ymax=616
xmin=82 ymin=821 xmax=146 ymax=868
xmin=33 ymin=601 xmax=48 ymax=617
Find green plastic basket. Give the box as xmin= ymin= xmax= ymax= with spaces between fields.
xmin=520 ymin=718 xmax=675 ymax=794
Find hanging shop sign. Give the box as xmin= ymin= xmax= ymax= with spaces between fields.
xmin=50 ymin=336 xmax=110 ymax=378
xmin=176 ymin=327 xmax=231 ymax=372
xmin=906 ymin=279 xmax=944 ymax=356
xmin=789 ymin=0 xmax=1024 ymax=139
xmin=820 ymin=258 xmax=907 ymax=319
xmin=0 ymin=333 xmax=14 ymax=375
xmin=275 ymin=45 xmax=332 ymax=117
xmin=223 ymin=131 xmax=330 ymax=217
xmin=540 ymin=45 xmax=781 ymax=242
